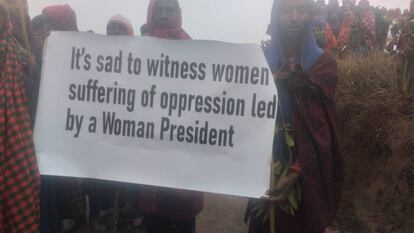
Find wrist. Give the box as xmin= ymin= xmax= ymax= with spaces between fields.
xmin=290 ymin=163 xmax=301 ymax=174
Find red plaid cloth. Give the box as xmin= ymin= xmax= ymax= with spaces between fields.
xmin=0 ymin=2 xmax=40 ymax=233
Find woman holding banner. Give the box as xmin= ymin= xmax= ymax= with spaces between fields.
xmin=0 ymin=0 xmax=40 ymax=232
xmin=33 ymin=5 xmax=87 ymax=233
xmin=245 ymin=0 xmax=344 ymax=233
xmin=139 ymin=1 xmax=203 ymax=233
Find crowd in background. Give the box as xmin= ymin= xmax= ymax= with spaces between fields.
xmin=308 ymin=0 xmax=414 ymax=96
xmin=0 ymin=0 xmax=413 ymax=233
xmin=313 ymin=0 xmax=414 ymax=96
xmin=312 ymin=0 xmax=414 ymax=56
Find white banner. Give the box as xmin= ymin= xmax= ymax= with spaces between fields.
xmin=34 ymin=32 xmax=277 ymax=198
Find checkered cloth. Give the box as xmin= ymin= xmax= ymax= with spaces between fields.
xmin=0 ymin=2 xmax=41 ymax=232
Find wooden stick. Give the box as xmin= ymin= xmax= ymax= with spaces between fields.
xmin=269 ymin=157 xmax=276 ymax=233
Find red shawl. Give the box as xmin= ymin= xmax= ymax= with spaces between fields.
xmin=0 ymin=2 xmax=40 ymax=232
xmin=292 ymin=52 xmax=343 ymax=232
xmin=42 ymin=4 xmax=78 ymax=31
xmin=145 ymin=0 xmax=191 ymax=40
xmin=324 ymin=23 xmax=338 ymax=51
xmin=248 ymin=53 xmax=343 ymax=233
xmin=337 ymin=10 xmax=355 ymax=49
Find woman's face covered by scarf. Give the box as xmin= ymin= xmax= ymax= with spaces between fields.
xmin=276 ymin=0 xmax=313 ymax=41
xmin=152 ymin=0 xmax=180 ymax=29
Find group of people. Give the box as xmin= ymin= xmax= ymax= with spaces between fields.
xmin=0 ymin=0 xmax=411 ymax=233
xmin=313 ymin=0 xmax=414 ymax=56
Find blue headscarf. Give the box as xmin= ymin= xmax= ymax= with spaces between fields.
xmin=266 ymin=0 xmax=323 ymax=73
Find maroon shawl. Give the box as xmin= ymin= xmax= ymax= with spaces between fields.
xmin=291 ymin=52 xmax=344 ymax=232
xmin=248 ymin=52 xmax=343 ymax=233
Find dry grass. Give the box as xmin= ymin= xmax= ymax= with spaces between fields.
xmin=335 ymin=52 xmax=414 ymax=233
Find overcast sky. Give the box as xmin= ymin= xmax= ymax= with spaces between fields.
xmin=29 ymin=0 xmax=411 ymax=44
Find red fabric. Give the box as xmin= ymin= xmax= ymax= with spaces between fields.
xmin=248 ymin=54 xmax=343 ymax=233
xmin=337 ymin=10 xmax=355 ymax=49
xmin=291 ymin=52 xmax=344 ymax=232
xmin=145 ymin=0 xmax=191 ymax=40
xmin=324 ymin=23 xmax=338 ymax=51
xmin=0 ymin=3 xmax=41 ymax=232
xmin=42 ymin=4 xmax=78 ymax=31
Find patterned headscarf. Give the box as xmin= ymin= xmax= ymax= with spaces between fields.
xmin=108 ymin=15 xmax=134 ymax=36
xmin=145 ymin=0 xmax=191 ymax=39
xmin=0 ymin=0 xmax=40 ymax=232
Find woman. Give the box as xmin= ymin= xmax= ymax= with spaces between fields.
xmin=42 ymin=4 xmax=78 ymax=31
xmin=327 ymin=0 xmax=342 ymax=36
xmin=36 ymin=5 xmax=86 ymax=233
xmin=356 ymin=0 xmax=376 ymax=52
xmin=139 ymin=1 xmax=202 ymax=233
xmin=337 ymin=0 xmax=356 ymax=50
xmin=245 ymin=0 xmax=343 ymax=232
xmin=107 ymin=15 xmax=134 ymax=36
xmin=143 ymin=0 xmax=190 ymax=39
xmin=323 ymin=1 xmax=340 ymax=51
xmin=0 ymin=0 xmax=40 ymax=232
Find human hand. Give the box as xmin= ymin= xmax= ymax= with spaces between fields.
xmin=262 ymin=171 xmax=300 ymax=203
